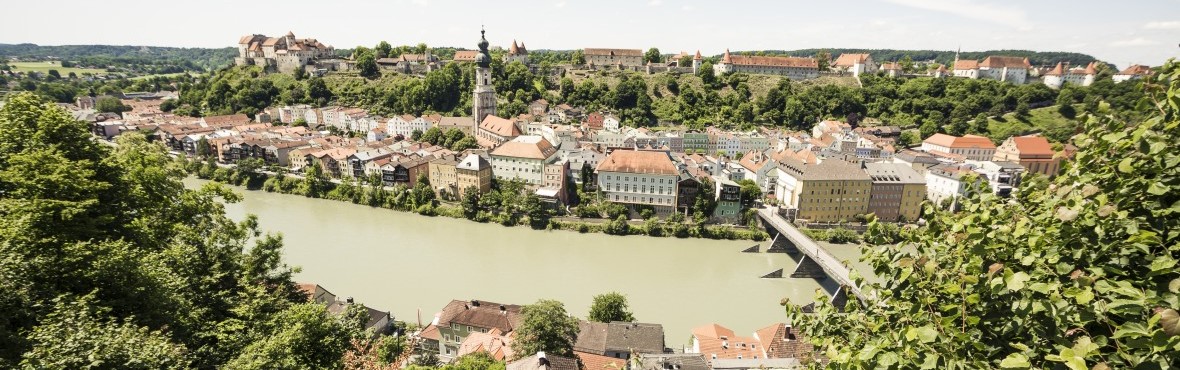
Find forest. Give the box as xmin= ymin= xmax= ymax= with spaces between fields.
xmin=0 ymin=43 xmax=237 ymax=72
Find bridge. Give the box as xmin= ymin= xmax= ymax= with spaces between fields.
xmin=756 ymin=208 xmax=869 ymax=304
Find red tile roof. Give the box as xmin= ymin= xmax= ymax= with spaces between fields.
xmin=576 ymin=352 xmax=626 ymax=370
xmin=979 ymin=56 xmax=1031 ymax=69
xmin=1011 ymin=135 xmax=1053 ymax=156
xmin=597 ymin=150 xmax=678 ymax=175
xmin=832 ymin=53 xmax=870 ymax=67
xmin=725 ymin=54 xmax=818 ymax=69
xmin=1117 ymin=64 xmax=1153 ymax=76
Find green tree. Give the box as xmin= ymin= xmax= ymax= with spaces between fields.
xmin=697 ymin=61 xmax=716 ymax=86
xmin=899 ymin=54 xmax=914 ymax=73
xmin=303 ymin=161 xmax=329 ymax=197
xmin=375 ymin=41 xmax=393 ymax=59
xmin=421 ymin=127 xmax=443 ymax=145
xmin=510 ymin=299 xmax=580 ymax=359
xmin=973 ymin=112 xmax=991 ymax=134
xmin=96 ymin=95 xmax=129 ymax=114
xmin=307 ymin=77 xmax=333 ymax=106
xmin=644 ymin=48 xmax=662 ymax=64
xmin=787 ymin=62 xmax=1180 ymax=369
xmin=571 ymin=50 xmax=585 ymax=65
xmin=816 ymin=50 xmax=831 ymax=72
xmin=604 ymin=215 xmax=631 ymax=235
xmin=375 ymin=334 xmax=407 ymax=365
xmin=19 ymin=295 xmax=188 ymax=370
xmin=587 ymin=292 xmax=636 ymax=323
xmin=461 ymin=186 xmax=481 ymax=220
xmin=225 ymin=303 xmax=354 ymax=370
xmin=355 ymin=47 xmax=380 ymax=79
xmin=737 ymin=179 xmax=762 ymax=208
xmin=897 ymin=131 xmax=919 ymax=148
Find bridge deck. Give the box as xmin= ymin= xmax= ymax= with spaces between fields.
xmin=756 ymin=208 xmax=866 ymax=301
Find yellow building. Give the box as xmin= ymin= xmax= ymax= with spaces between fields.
xmin=456 ymin=153 xmax=493 ymax=197
xmin=774 ymin=158 xmax=871 ymax=223
xmin=993 ymin=135 xmax=1060 ymax=178
xmin=864 ymin=163 xmax=926 ymax=222
xmin=429 ymin=155 xmax=460 ymax=198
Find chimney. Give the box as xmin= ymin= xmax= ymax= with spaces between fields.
xmin=537 ymin=351 xmax=550 ymax=370
xmin=471 ymin=300 xmax=481 ymax=307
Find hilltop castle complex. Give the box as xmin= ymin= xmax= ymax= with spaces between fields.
xmin=235 ymin=31 xmax=337 ymax=73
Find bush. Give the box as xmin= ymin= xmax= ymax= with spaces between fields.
xmin=825 ymin=228 xmax=860 ymax=244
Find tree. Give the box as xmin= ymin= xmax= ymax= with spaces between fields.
xmin=46 ymin=69 xmax=61 ymax=80
xmin=96 ymin=95 xmax=129 ymax=114
xmin=678 ymin=54 xmax=693 ymax=67
xmin=420 ymin=127 xmax=443 ymax=145
xmin=304 ymin=161 xmax=329 ymax=197
xmin=897 ymin=131 xmax=919 ymax=148
xmin=374 ymin=41 xmax=392 ymax=59
xmin=737 ymin=179 xmax=762 ymax=208
xmin=19 ymin=295 xmax=188 ymax=370
xmin=697 ymin=61 xmax=716 ymax=86
xmin=816 ymin=50 xmax=831 ymax=72
xmin=196 ymin=137 xmax=212 ymax=158
xmin=307 ymin=77 xmax=333 ymax=106
xmin=899 ymin=54 xmax=914 ymax=73
xmin=510 ymin=299 xmax=580 ymax=359
xmin=450 ymin=136 xmax=478 ymax=151
xmin=293 ymin=66 xmax=307 ymax=80
xmin=410 ymin=129 xmax=423 ymax=141
xmin=644 ymin=48 xmax=662 ymax=64
xmin=461 ymin=187 xmax=481 ymax=220
xmin=225 ymin=303 xmax=354 ymax=370
xmin=973 ymin=112 xmax=991 ymax=134
xmin=787 ymin=62 xmax=1180 ymax=369
xmin=588 ymin=292 xmax=636 ymax=323
xmin=355 ymin=47 xmax=379 ymax=79
xmin=570 ymin=50 xmax=585 ymax=65
xmin=604 ymin=215 xmax=631 ymax=235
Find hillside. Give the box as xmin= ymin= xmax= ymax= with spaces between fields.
xmin=0 ymin=43 xmax=236 ymax=72
xmin=984 ymin=104 xmax=1083 ymax=144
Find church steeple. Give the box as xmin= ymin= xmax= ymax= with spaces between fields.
xmin=472 ymin=27 xmax=497 ymax=127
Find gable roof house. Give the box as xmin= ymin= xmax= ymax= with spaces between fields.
xmin=420 ymin=299 xmax=524 ymax=362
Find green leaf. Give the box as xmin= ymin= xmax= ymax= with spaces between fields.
xmin=1117 ymin=157 xmax=1134 ymax=173
xmin=1075 ymin=289 xmax=1094 ymax=305
xmin=1006 ymin=272 xmax=1030 ymax=292
xmin=999 ymin=353 xmax=1031 ymax=369
xmin=1147 ymin=182 xmax=1169 ymax=195
xmin=1169 ymin=278 xmax=1180 ymax=294
xmin=1113 ymin=322 xmax=1151 ymax=339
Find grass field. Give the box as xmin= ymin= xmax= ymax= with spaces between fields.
xmin=9 ymin=61 xmax=108 ymax=76
xmin=985 ymin=104 xmax=1081 ymax=143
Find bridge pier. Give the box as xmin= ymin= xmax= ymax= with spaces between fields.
xmin=831 ymin=286 xmax=849 ymax=311
xmin=741 ymin=245 xmax=760 ymax=253
xmin=765 ymin=233 xmax=798 ymax=253
xmin=760 ymin=268 xmax=783 ymax=278
xmin=791 ymin=255 xmax=827 ymax=279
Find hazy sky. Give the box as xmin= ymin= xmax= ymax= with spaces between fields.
xmin=2 ymin=0 xmax=1177 ymax=68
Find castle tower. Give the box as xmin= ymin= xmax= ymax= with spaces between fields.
xmin=692 ymin=50 xmax=702 ymax=74
xmin=473 ymin=28 xmax=497 ymax=127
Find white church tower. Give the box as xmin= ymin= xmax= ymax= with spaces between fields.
xmin=472 ymin=28 xmax=497 ymax=128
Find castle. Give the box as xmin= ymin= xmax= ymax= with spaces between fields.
xmin=235 ymin=31 xmax=336 ymax=73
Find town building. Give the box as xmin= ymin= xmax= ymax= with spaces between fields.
xmin=637 ymin=354 xmax=709 ymax=370
xmin=505 ymin=40 xmax=529 ymax=64
xmin=235 ymin=32 xmax=335 ymax=73
xmin=712 ymin=176 xmax=743 ymax=223
xmin=583 ymin=48 xmax=644 ymax=67
xmin=880 ymin=62 xmax=902 ymax=77
xmin=689 ymin=323 xmax=813 ymax=364
xmin=456 ymin=153 xmax=494 ymax=196
xmin=477 ymin=115 xmax=522 ymax=148
xmin=692 ymin=50 xmax=703 ymax=74
xmin=713 ymin=49 xmax=819 ymax=80
xmin=420 ymin=299 xmax=523 ymax=362
xmin=831 ymin=53 xmax=878 ymax=76
xmin=456 ymin=329 xmax=514 ymax=361
xmin=953 ymin=54 xmax=1032 ymax=84
xmin=864 ymin=163 xmax=926 ymax=222
xmin=993 ymin=135 xmax=1060 ymax=178
xmin=1113 ymin=64 xmax=1153 ymax=83
xmin=473 ymin=29 xmax=498 ymax=128
xmin=925 ymin=163 xmax=974 ymax=208
xmin=921 ymin=133 xmax=996 ymax=161
xmin=1043 ymin=62 xmax=1097 ymax=89
xmin=490 ymin=136 xmax=559 ymax=186
xmin=429 ymin=154 xmax=460 ymax=198
xmin=574 ymin=321 xmax=666 ymax=362
xmin=453 ymin=50 xmax=479 ymax=63
xmin=774 ymin=158 xmax=872 ymax=223
xmin=597 ymin=149 xmax=681 ymax=217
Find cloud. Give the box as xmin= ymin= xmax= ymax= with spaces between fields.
xmin=554 ymin=0 xmax=566 ymax=7
xmin=649 ymin=0 xmax=663 ymax=6
xmin=883 ymin=0 xmax=1030 ymax=29
xmin=681 ymin=4 xmax=696 ymax=11
xmin=1144 ymin=21 xmax=1180 ymax=29
xmin=1109 ymin=37 xmax=1159 ymax=47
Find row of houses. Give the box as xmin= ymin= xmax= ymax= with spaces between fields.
xmin=416 ymin=297 xmax=815 ymax=370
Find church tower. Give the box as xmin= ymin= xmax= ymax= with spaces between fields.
xmin=472 ymin=28 xmax=497 ymax=128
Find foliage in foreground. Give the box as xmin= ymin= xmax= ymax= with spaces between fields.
xmin=788 ymin=61 xmax=1180 ymax=368
xmin=0 ymin=92 xmax=363 ymax=369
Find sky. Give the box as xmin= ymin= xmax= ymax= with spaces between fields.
xmin=1 ymin=0 xmax=1177 ymax=69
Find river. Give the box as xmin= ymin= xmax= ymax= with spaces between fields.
xmin=185 ymin=178 xmax=861 ymax=344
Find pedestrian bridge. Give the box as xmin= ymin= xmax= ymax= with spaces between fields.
xmin=756 ymin=208 xmax=869 ymax=304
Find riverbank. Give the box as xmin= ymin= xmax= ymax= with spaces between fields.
xmin=184 ymin=159 xmax=769 ymax=241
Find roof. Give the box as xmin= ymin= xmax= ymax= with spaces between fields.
xmin=831 ymin=53 xmax=870 ymax=67
xmin=979 ymin=56 xmax=1031 ymax=69
xmin=1009 ymin=135 xmax=1053 ymax=156
xmin=583 ymin=48 xmax=643 ymax=57
xmin=953 ymin=60 xmax=979 ymax=70
xmin=863 ymin=163 xmax=925 ymax=184
xmin=436 ymin=299 xmax=523 ymax=334
xmin=692 ymin=324 xmax=736 ymax=340
xmin=604 ymin=322 xmax=664 ymax=353
xmin=480 ymin=115 xmax=522 ymax=137
xmin=777 ymin=158 xmax=870 ymax=182
xmin=597 ymin=150 xmax=678 ymax=175
xmin=694 ymin=50 xmax=703 ymax=60
xmin=1045 ymin=62 xmax=1065 ymax=76
xmin=507 ymin=353 xmax=580 ymax=370
xmin=1117 ymin=64 xmax=1153 ymax=76
xmin=724 ymin=54 xmax=818 ymax=69
xmin=576 ymin=351 xmax=626 ymax=370
xmin=458 ymin=329 xmax=514 ymax=361
xmin=880 ymin=62 xmax=901 ymax=71
xmin=454 ymin=50 xmax=479 ymax=62
xmin=638 ymin=354 xmax=710 ymax=370
xmin=709 ymin=358 xmax=801 ymax=370
xmin=457 ymin=153 xmax=491 ymax=171
xmin=491 ymin=136 xmax=557 ymax=160
xmin=923 ymin=133 xmax=996 ymax=149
